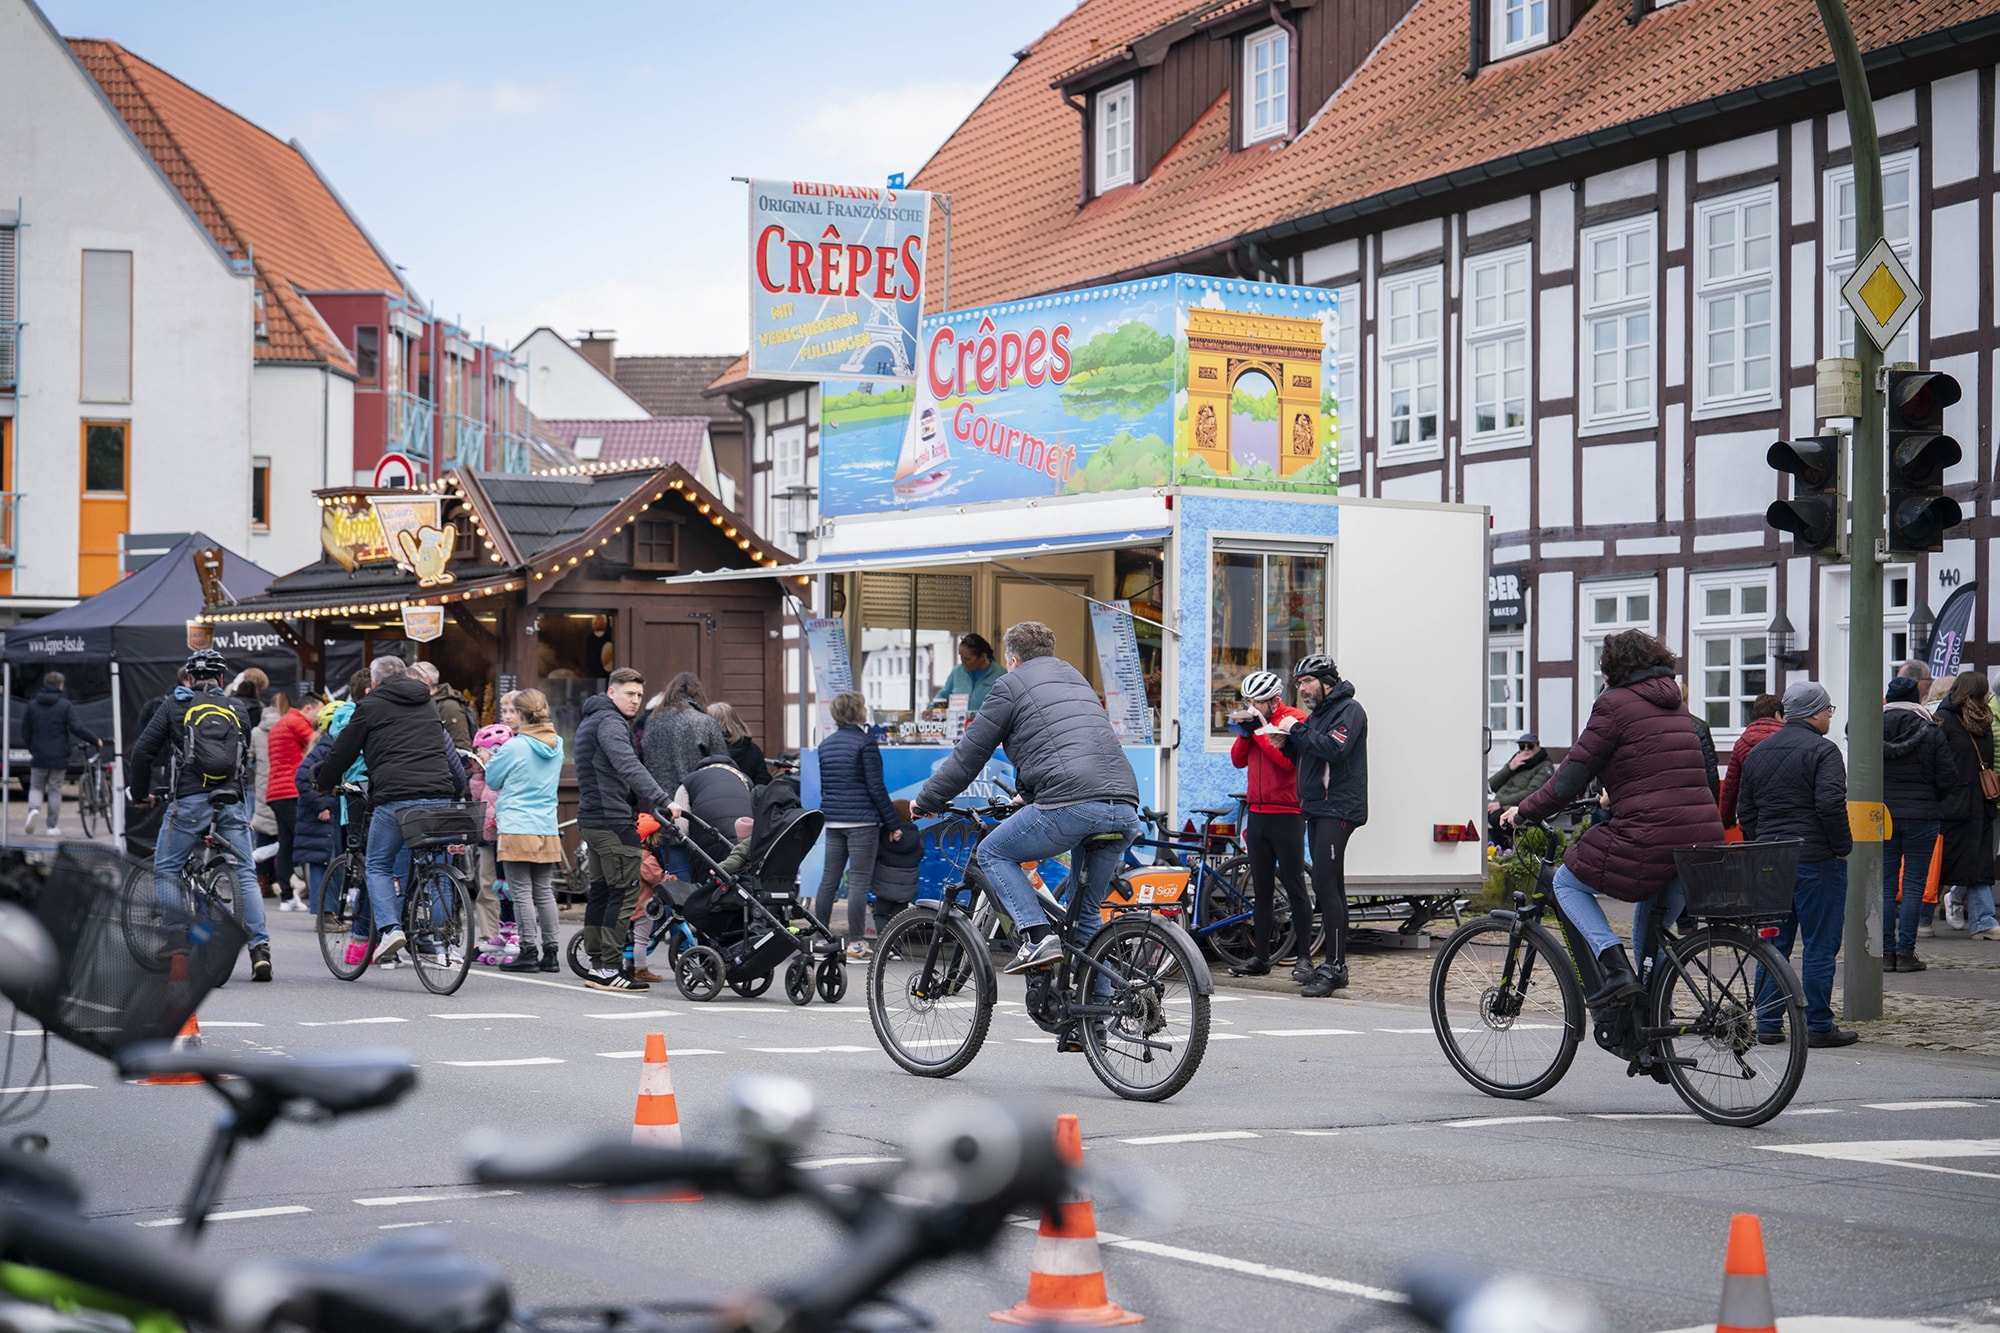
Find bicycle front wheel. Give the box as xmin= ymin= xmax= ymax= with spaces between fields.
xmin=75 ymin=775 xmax=100 ymax=839
xmin=1080 ymin=915 xmax=1211 ymax=1102
xmin=1429 ymin=915 xmax=1583 ymax=1099
xmin=1651 ymin=926 xmax=1808 ymax=1127
xmin=317 ymin=858 xmax=374 ymax=981
xmin=406 ymin=864 xmax=474 ymax=996
xmin=868 ymin=906 xmax=994 ymax=1078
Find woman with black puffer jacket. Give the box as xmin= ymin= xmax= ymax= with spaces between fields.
xmin=1881 ymin=675 xmax=1956 ymax=974
xmin=813 ymin=691 xmax=902 ymax=961
xmin=1928 ymin=672 xmax=1996 ymax=971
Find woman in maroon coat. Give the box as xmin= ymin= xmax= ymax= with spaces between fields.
xmin=1504 ymin=631 xmax=1726 ymax=1006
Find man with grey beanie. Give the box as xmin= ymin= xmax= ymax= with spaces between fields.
xmin=1736 ymin=679 xmax=1857 ymax=1046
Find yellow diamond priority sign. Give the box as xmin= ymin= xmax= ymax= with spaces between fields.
xmin=1841 ymin=237 xmax=1922 ymax=351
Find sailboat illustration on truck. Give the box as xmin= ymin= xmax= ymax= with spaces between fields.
xmin=893 ymin=406 xmax=949 ymax=500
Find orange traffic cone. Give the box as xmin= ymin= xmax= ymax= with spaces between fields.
xmin=619 ymin=1032 xmax=700 ymax=1203
xmin=140 ymin=1013 xmax=205 ymax=1086
xmin=1716 ymin=1214 xmax=1777 ymax=1333
xmin=992 ymin=1114 xmax=1142 ymax=1327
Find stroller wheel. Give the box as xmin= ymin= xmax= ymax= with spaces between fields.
xmin=785 ymin=956 xmax=814 ymax=1006
xmin=729 ymin=971 xmax=773 ymax=999
xmin=675 ymin=945 xmax=726 ymax=1002
xmin=565 ymin=932 xmax=591 ymax=980
xmin=815 ymin=956 xmax=848 ymax=1005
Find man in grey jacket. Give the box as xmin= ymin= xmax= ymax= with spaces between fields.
xmin=913 ymin=621 xmax=1141 ymax=973
xmin=1737 ymin=679 xmax=1857 ymax=1047
xmin=574 ymin=667 xmax=674 ymax=992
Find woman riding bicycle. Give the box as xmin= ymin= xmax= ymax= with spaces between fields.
xmin=1502 ymin=630 xmax=1724 ymax=1009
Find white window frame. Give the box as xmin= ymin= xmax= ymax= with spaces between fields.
xmin=1579 ymin=217 xmax=1656 ymax=433
xmin=1488 ymin=634 xmax=1529 ymax=743
xmin=1826 ymin=152 xmax=1918 ymax=365
xmin=1463 ymin=247 xmax=1532 ymax=449
xmin=1689 ymin=567 xmax=1775 ymax=739
xmin=1490 ymin=0 xmax=1549 ymax=57
xmin=1333 ymin=282 xmax=1359 ymax=473
xmin=766 ymin=422 xmax=807 ymax=553
xmin=1693 ymin=186 xmax=1780 ymax=416
xmin=1094 ymin=81 xmax=1135 ymax=193
xmin=1377 ymin=267 xmax=1442 ymax=460
xmin=1579 ymin=577 xmax=1658 ymax=702
xmin=1243 ymin=27 xmax=1289 ymax=145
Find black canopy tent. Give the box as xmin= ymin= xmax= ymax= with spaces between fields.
xmin=2 ymin=534 xmax=298 ymax=852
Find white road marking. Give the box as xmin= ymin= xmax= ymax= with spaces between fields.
xmin=1445 ymin=1115 xmax=1568 ymax=1128
xmin=585 ymin=1010 xmax=681 ymax=1020
xmin=748 ymin=1045 xmax=870 ymax=1055
xmin=197 ymin=1021 xmax=265 ymax=1028
xmin=440 ymin=1057 xmax=565 ymax=1067
xmin=299 ymin=1017 xmax=408 ymax=1027
xmin=1862 ymin=1100 xmax=1981 ymax=1111
xmin=1759 ymin=1138 xmax=2000 ymax=1181
xmin=355 ymin=1190 xmax=519 ymax=1206
xmin=1014 ymin=1037 xmax=1056 ymax=1044
xmin=473 ymin=972 xmax=607 ymax=995
xmin=1587 ymin=1113 xmax=1700 ymax=1121
xmin=796 ymin=1156 xmax=900 ymax=1170
xmin=1207 ymin=995 xmax=1243 ymax=1002
xmin=1375 ymin=1028 xmax=1437 ymax=1034
xmin=6 ymin=1029 xmax=43 ymax=1036
xmin=430 ymin=1013 xmax=538 ymax=1021
xmin=378 ymin=1221 xmax=445 ymax=1230
xmin=1208 ymin=1033 xmax=1252 ymax=1040
xmin=1287 ymin=1130 xmax=1343 ymax=1137
xmin=1252 ymin=1029 xmax=1362 ymax=1037
xmin=140 ymin=1205 xmax=310 ymax=1227
xmin=1083 ymin=1229 xmax=1403 ymax=1305
xmin=597 ymin=1049 xmax=723 ymax=1058
xmin=1119 ymin=1130 xmax=1259 ymax=1146
xmin=1786 ymin=1108 xmax=1844 ymax=1115
xmin=0 ymin=1084 xmax=91 ymax=1094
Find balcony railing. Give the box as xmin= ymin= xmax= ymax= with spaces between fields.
xmin=451 ymin=416 xmax=487 ymax=471
xmin=497 ymin=432 xmax=532 ymax=474
xmin=0 ymin=323 xmax=18 ymax=394
xmin=392 ymin=391 xmax=434 ymax=462
xmin=0 ymin=493 xmax=20 ymax=566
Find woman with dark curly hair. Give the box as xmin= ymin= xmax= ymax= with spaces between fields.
xmin=1503 ymin=629 xmax=1725 ymax=1011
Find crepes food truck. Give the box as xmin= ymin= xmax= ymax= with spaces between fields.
xmin=671 ymin=273 xmax=1490 ymax=930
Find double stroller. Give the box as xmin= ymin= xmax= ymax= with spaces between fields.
xmin=648 ymin=780 xmax=843 ymax=1004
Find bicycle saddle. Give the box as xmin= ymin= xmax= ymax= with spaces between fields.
xmin=218 ymin=1232 xmax=508 ymax=1333
xmin=1191 ymin=806 xmax=1233 ymax=819
xmin=115 ymin=1045 xmax=416 ymax=1117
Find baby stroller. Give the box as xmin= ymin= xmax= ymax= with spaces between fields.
xmin=652 ymin=783 xmax=840 ymax=1005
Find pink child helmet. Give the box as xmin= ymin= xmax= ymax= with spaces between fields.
xmin=474 ymin=724 xmax=514 ymax=749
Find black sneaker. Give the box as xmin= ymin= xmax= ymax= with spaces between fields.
xmin=250 ymin=945 xmax=272 ymax=983
xmin=585 ymin=970 xmax=648 ymax=992
xmin=1301 ymin=965 xmax=1340 ymax=998
xmin=1807 ymin=1026 xmax=1859 ymax=1048
xmin=1755 ymin=1029 xmax=1786 ymax=1045
xmin=1896 ymin=952 xmax=1927 ymax=973
xmin=1884 ymin=953 xmax=1902 ymax=973
xmin=539 ymin=943 xmax=561 ymax=973
xmin=1228 ymin=958 xmax=1272 ymax=977
xmin=1290 ymin=960 xmax=1316 ymax=983
xmin=498 ymin=951 xmax=541 ymax=973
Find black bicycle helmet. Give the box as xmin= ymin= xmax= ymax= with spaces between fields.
xmin=1291 ymin=653 xmax=1339 ymax=683
xmin=184 ymin=649 xmax=230 ymax=682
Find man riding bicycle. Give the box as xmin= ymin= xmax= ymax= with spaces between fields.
xmin=910 ymin=621 xmax=1141 ymax=974
xmin=126 ymin=649 xmax=273 ymax=982
xmin=314 ymin=656 xmax=467 ymax=965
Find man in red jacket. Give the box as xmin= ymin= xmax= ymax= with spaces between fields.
xmin=1227 ymin=671 xmax=1312 ymax=978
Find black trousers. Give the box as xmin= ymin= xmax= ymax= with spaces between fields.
xmin=1306 ymin=816 xmax=1355 ymax=967
xmin=1244 ymin=811 xmax=1311 ymax=962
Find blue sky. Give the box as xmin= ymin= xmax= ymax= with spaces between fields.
xmin=41 ymin=0 xmax=1078 ymax=356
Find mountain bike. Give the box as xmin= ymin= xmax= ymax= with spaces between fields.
xmin=118 ymin=795 xmax=248 ymax=986
xmin=72 ymin=743 xmax=112 ymax=840
xmin=868 ymin=799 xmax=1212 ymax=1102
xmin=316 ymin=797 xmax=476 ymax=996
xmin=1427 ymin=817 xmax=1809 ymax=1127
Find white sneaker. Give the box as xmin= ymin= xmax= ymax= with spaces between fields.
xmin=372 ymin=929 xmax=409 ymax=964
xmin=43 ymin=826 xmax=62 ymax=838
xmin=277 ymin=898 xmax=298 ymax=912
xmin=1974 ymin=927 xmax=2000 ymax=941
xmin=1946 ymin=897 xmax=1969 ymax=931
xmin=22 ymin=809 xmax=40 ymax=836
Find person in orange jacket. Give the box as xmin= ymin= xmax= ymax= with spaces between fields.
xmin=1227 ymin=670 xmax=1312 ymax=978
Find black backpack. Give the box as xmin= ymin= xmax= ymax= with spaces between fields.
xmin=180 ymin=697 xmax=248 ymax=791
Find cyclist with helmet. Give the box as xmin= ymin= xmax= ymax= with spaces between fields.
xmin=1274 ymin=654 xmax=1368 ymax=997
xmin=1227 ymin=670 xmax=1311 ymax=977
xmin=126 ymin=649 xmax=272 ymax=982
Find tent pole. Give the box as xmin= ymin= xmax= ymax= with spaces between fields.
xmin=1 ymin=659 xmax=9 ymax=850
xmin=110 ymin=659 xmax=125 ymax=854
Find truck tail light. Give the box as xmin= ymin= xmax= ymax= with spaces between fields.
xmin=1433 ymin=822 xmax=1481 ymax=843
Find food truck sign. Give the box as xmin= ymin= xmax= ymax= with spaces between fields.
xmin=818 ymin=275 xmax=1339 ymax=517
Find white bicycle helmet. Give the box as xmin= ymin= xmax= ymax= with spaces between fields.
xmin=1239 ymin=670 xmax=1284 ymax=701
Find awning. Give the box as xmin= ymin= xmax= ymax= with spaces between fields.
xmin=658 ymin=528 xmax=1172 ymax=585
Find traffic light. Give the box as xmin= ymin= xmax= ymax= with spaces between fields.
xmin=1766 ymin=435 xmax=1844 ymax=557
xmin=1886 ymin=369 xmax=1964 ymax=553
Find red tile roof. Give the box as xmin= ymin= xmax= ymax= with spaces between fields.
xmin=539 ymin=417 xmax=710 ymax=472
xmin=913 ymin=0 xmax=2000 ymax=309
xmin=69 ymin=38 xmax=405 ymax=372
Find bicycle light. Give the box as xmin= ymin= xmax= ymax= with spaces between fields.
xmin=1434 ymin=822 xmax=1481 ymax=843
xmin=1758 ymin=926 xmax=1781 ymax=939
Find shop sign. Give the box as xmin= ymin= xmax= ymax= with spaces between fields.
xmin=803 ymin=617 xmax=855 ymax=740
xmin=818 ymin=274 xmax=1339 ymax=517
xmin=1489 ymin=566 xmax=1526 ymax=630
xmin=401 ymin=606 xmax=445 ymax=643
xmin=1088 ymin=599 xmax=1154 ymax=744
xmin=185 ymin=620 xmax=213 ymax=651
xmin=320 ymin=499 xmax=391 ymax=570
xmin=369 ymin=496 xmax=457 ymax=588
xmin=747 ymin=179 xmax=930 ymax=385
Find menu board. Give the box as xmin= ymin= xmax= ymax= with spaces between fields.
xmin=804 ymin=618 xmax=856 ymax=741
xmin=1089 ymin=600 xmax=1154 ymax=744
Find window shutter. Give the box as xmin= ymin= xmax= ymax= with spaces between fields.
xmin=80 ymin=249 xmax=132 ymax=403
xmin=0 ymin=228 xmax=16 ymax=391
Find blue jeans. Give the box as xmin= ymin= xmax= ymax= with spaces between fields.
xmin=1964 ymin=884 xmax=1999 ymax=935
xmin=1552 ymin=864 xmax=1684 ymax=964
xmin=153 ymin=794 xmax=269 ymax=949
xmin=1881 ymin=820 xmax=1939 ymax=955
xmin=365 ymin=800 xmax=449 ymax=936
xmin=1755 ymin=858 xmax=1845 ymax=1032
xmin=977 ymin=801 xmax=1141 ymax=949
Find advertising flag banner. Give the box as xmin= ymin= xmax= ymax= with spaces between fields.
xmin=818 ymin=275 xmax=1338 ymax=517
xmin=748 ymin=180 xmax=930 ymax=384
xmin=1926 ymin=583 xmax=1977 ymax=679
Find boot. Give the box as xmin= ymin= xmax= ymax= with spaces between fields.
xmin=539 ymin=942 xmax=561 ymax=973
xmin=1301 ymin=963 xmax=1343 ymax=998
xmin=1586 ymin=945 xmax=1643 ymax=1009
xmin=499 ymin=942 xmax=542 ymax=972
xmin=1896 ymin=951 xmax=1927 ymax=973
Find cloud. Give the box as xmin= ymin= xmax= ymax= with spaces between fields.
xmin=490 ymin=262 xmax=749 ymax=360
xmin=788 ymin=81 xmax=992 ymax=181
xmin=366 ymin=79 xmax=561 ymax=130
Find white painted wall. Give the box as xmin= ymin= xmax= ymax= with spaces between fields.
xmin=250 ymin=363 xmax=353 ymax=574
xmin=513 ymin=327 xmax=650 ymax=420
xmin=0 ymin=0 xmax=254 ymax=600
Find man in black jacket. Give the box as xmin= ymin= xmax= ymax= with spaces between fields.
xmin=127 ymin=650 xmax=271 ymax=980
xmin=913 ymin=621 xmax=1141 ymax=975
xmin=20 ymin=671 xmax=97 ymax=837
xmin=1276 ymin=654 xmax=1368 ymax=997
xmin=1736 ymin=679 xmax=1856 ymax=1047
xmin=315 ymin=655 xmax=466 ymax=966
xmin=574 ymin=667 xmax=674 ymax=991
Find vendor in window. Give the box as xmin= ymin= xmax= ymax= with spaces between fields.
xmin=929 ymin=633 xmax=1004 ymax=714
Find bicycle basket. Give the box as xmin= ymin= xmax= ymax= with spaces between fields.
xmin=17 ymin=844 xmax=244 ymax=1060
xmin=1672 ymin=838 xmax=1802 ymax=920
xmin=397 ymin=802 xmax=484 ymax=848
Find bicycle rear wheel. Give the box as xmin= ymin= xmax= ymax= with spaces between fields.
xmin=317 ymin=858 xmax=374 ymax=981
xmin=407 ymin=863 xmax=474 ymax=996
xmin=75 ymin=773 xmax=101 ymax=839
xmin=868 ymin=906 xmax=993 ymax=1078
xmin=1429 ymin=915 xmax=1583 ymax=1099
xmin=1651 ymin=926 xmax=1807 ymax=1127
xmin=1079 ymin=915 xmax=1211 ymax=1102
xmin=1192 ymin=854 xmax=1259 ymax=969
